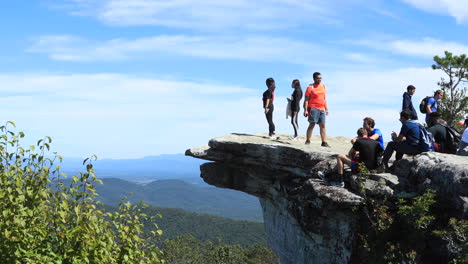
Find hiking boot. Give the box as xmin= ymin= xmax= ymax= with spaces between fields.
xmin=321 ymin=142 xmax=331 ymax=147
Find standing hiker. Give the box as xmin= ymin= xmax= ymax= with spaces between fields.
xmin=263 ymin=78 xmax=276 ymax=138
xmin=303 ymin=72 xmax=330 ymax=147
xmin=403 ymin=85 xmax=418 ymax=120
xmin=288 ymin=79 xmax=303 ymax=140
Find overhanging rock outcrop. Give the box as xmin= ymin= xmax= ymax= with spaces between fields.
xmin=186 ymin=133 xmax=468 ymax=264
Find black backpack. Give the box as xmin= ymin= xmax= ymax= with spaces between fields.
xmin=442 ymin=124 xmax=461 ymax=154
xmin=419 ymin=96 xmax=431 ymax=114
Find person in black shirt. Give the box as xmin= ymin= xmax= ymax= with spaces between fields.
xmin=402 ymin=85 xmax=418 ymax=120
xmin=263 ymin=78 xmax=276 ymax=138
xmin=287 ymin=79 xmax=303 ymax=140
xmin=428 ymin=113 xmax=446 ymax=151
xmin=328 ymin=128 xmax=383 ymax=187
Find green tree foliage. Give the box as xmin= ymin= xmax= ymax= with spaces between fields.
xmin=162 ymin=234 xmax=279 ymax=264
xmin=432 ymin=51 xmax=468 ymax=127
xmin=0 ymin=122 xmax=163 ymax=263
xmin=352 ymin=189 xmax=468 ymax=263
xmin=434 ymin=218 xmax=468 ymax=264
xmin=139 ymin=206 xmax=267 ymax=246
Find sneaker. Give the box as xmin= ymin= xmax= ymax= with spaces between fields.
xmin=290 ymin=136 xmax=299 ymax=141
xmin=327 ymin=180 xmax=345 ymax=187
xmin=321 ymin=142 xmax=331 ymax=147
xmin=269 ymin=135 xmax=276 ymax=139
xmin=305 ymin=140 xmax=311 ymax=145
xmin=317 ymin=171 xmax=325 ymax=180
xmin=336 ymin=181 xmax=345 ymax=188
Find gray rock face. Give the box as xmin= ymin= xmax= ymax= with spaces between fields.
xmin=393 ymin=152 xmax=468 ymax=217
xmin=186 ymin=133 xmax=468 ymax=264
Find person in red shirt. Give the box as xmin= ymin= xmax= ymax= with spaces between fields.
xmin=303 ymin=72 xmax=330 ymax=147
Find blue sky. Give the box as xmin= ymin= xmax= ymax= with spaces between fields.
xmin=1 ymin=0 xmax=468 ymax=159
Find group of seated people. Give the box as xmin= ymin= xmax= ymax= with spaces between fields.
xmin=324 ymin=110 xmax=468 ymax=187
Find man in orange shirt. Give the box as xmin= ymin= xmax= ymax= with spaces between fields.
xmin=303 ymin=72 xmax=330 ymax=147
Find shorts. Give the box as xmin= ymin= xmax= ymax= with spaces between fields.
xmin=351 ymin=161 xmax=359 ymax=174
xmin=308 ymin=107 xmax=326 ymax=124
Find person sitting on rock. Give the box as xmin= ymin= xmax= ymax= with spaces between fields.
xmin=328 ymin=128 xmax=383 ymax=187
xmin=457 ymin=115 xmax=468 ymax=156
xmin=382 ymin=109 xmax=426 ymax=171
xmin=427 ymin=112 xmax=454 ymax=153
xmin=351 ymin=117 xmax=385 ymax=150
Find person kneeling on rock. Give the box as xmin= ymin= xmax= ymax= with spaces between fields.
xmin=327 ymin=128 xmax=383 ymax=187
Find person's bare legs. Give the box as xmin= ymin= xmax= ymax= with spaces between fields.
xmin=305 ymin=122 xmax=316 ymax=144
xmin=319 ymin=122 xmax=327 ymax=143
xmin=336 ymin=154 xmax=352 ymax=175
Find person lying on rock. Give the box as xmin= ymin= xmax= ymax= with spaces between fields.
xmin=382 ymin=109 xmax=429 ymax=171
xmin=327 ymin=128 xmax=383 ymax=187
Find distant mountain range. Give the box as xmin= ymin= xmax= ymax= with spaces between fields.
xmin=94 ymin=178 xmax=263 ymax=222
xmin=60 ymin=154 xmax=206 ymax=184
xmin=58 ymin=154 xmax=263 ymax=222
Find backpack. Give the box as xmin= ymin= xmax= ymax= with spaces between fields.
xmin=411 ymin=121 xmax=435 ymax=151
xmin=441 ymin=124 xmax=461 ymax=154
xmin=419 ymin=96 xmax=431 ymax=114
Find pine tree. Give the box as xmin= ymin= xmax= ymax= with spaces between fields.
xmin=432 ymin=51 xmax=468 ymax=128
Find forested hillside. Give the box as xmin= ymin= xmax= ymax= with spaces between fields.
xmin=149 ymin=206 xmax=266 ymax=246
xmin=94 ymin=178 xmax=263 ymax=222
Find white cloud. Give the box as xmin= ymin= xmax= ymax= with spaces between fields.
xmin=28 ymin=34 xmax=327 ymax=64
xmin=62 ymin=0 xmax=339 ymax=29
xmin=0 ymin=73 xmax=258 ymax=158
xmin=0 ymin=67 xmax=446 ymax=159
xmin=354 ymin=37 xmax=468 ymax=58
xmin=402 ymin=0 xmax=468 ymax=23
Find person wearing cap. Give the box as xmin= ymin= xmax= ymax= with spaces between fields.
xmin=457 ymin=115 xmax=468 ymax=156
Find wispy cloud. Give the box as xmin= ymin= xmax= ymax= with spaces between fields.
xmin=62 ymin=0 xmax=339 ymax=29
xmin=0 ymin=73 xmax=258 ymax=158
xmin=0 ymin=66 xmax=446 ymax=158
xmin=401 ymin=0 xmax=468 ymax=23
xmin=28 ymin=34 xmax=328 ymax=64
xmin=353 ymin=36 xmax=468 ymax=58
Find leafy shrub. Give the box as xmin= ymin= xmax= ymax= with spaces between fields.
xmin=0 ymin=122 xmax=163 ymax=263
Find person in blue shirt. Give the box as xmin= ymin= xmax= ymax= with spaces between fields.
xmin=382 ymin=109 xmax=424 ymax=170
xmin=425 ymin=90 xmax=444 ymax=124
xmin=402 ymin=85 xmax=418 ymax=120
xmin=351 ymin=117 xmax=385 ymax=150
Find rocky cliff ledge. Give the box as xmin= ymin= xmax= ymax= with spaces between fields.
xmin=186 ymin=133 xmax=468 ymax=264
